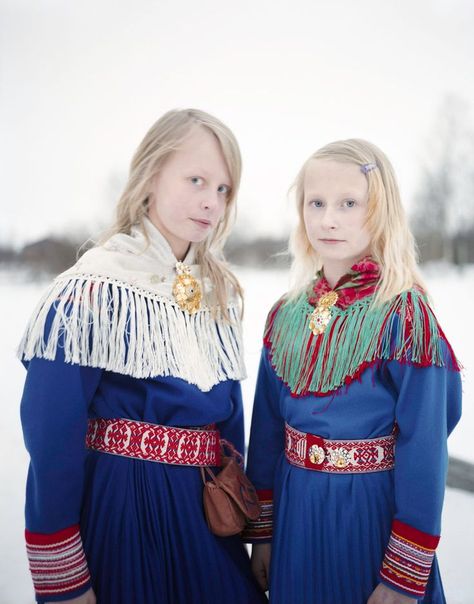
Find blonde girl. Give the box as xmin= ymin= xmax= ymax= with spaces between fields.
xmin=19 ymin=109 xmax=267 ymax=604
xmin=244 ymin=139 xmax=461 ymax=604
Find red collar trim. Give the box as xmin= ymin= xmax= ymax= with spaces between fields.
xmin=308 ymin=257 xmax=380 ymax=310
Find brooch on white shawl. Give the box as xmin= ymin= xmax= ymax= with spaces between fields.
xmin=172 ymin=262 xmax=202 ymax=313
xmin=17 ymin=220 xmax=246 ymax=391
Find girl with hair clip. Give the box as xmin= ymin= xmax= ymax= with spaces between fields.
xmin=244 ymin=139 xmax=462 ymax=604
xmin=19 ymin=109 xmax=267 ymax=604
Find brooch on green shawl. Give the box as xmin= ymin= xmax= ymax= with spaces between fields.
xmin=309 ymin=291 xmax=339 ymax=335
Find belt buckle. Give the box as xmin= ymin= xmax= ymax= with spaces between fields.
xmin=305 ymin=434 xmax=326 ymax=468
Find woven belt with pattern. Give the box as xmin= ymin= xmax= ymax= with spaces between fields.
xmin=285 ymin=423 xmax=395 ymax=474
xmin=86 ymin=418 xmax=221 ymax=467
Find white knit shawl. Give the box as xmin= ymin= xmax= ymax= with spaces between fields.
xmin=18 ymin=219 xmax=246 ymax=391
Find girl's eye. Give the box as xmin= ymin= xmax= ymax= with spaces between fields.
xmin=310 ymin=199 xmax=324 ymax=208
xmin=217 ymin=184 xmax=231 ymax=195
xmin=190 ymin=176 xmax=204 ymax=186
xmin=344 ymin=200 xmax=356 ymax=208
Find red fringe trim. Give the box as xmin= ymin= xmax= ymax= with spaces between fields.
xmin=264 ymin=293 xmax=460 ymax=399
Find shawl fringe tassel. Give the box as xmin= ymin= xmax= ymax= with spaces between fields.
xmin=264 ymin=289 xmax=459 ymax=397
xmin=18 ymin=275 xmax=246 ymax=391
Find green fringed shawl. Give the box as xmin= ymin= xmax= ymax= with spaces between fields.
xmin=264 ymin=288 xmax=459 ymax=397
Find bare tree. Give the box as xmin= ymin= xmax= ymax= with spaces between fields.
xmin=412 ymin=95 xmax=474 ymax=264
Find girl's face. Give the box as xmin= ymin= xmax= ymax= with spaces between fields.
xmin=303 ymin=159 xmax=372 ymax=274
xmin=147 ymin=125 xmax=232 ymax=260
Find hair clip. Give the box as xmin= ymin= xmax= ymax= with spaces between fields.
xmin=361 ymin=163 xmax=377 ymax=175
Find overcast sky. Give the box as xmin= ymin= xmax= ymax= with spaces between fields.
xmin=1 ymin=0 xmax=474 ymax=245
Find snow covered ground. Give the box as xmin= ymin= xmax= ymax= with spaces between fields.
xmin=1 ymin=265 xmax=473 ymax=603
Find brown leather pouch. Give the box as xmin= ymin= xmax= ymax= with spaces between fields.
xmin=201 ymin=443 xmax=261 ymax=537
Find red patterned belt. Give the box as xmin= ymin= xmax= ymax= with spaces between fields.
xmin=86 ymin=418 xmax=221 ymax=467
xmin=285 ymin=423 xmax=395 ymax=474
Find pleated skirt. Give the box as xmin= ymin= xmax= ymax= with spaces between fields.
xmin=269 ymin=458 xmax=446 ymax=604
xmin=80 ymin=451 xmax=268 ymax=604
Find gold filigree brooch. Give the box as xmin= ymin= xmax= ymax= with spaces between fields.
xmin=172 ymin=262 xmax=202 ymax=313
xmin=309 ymin=291 xmax=338 ymax=335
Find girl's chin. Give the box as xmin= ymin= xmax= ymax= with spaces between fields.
xmin=314 ymin=251 xmax=362 ymax=269
xmin=188 ymin=232 xmax=211 ymax=244
xmin=188 ymin=227 xmax=216 ymax=244
xmin=313 ymin=248 xmax=348 ymax=260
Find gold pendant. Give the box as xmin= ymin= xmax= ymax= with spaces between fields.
xmin=172 ymin=262 xmax=202 ymax=314
xmin=309 ymin=291 xmax=338 ymax=335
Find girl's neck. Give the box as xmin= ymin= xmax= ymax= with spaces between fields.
xmin=321 ymin=261 xmax=352 ymax=289
xmin=173 ymin=243 xmax=191 ymax=262
xmin=146 ymin=215 xmax=191 ymax=262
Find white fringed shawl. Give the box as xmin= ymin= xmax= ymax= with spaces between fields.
xmin=18 ymin=219 xmax=246 ymax=391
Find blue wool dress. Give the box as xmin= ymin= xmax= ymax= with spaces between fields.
xmin=245 ymin=298 xmax=462 ymax=604
xmin=248 ymin=350 xmax=461 ymax=604
xmin=20 ymin=313 xmax=267 ymax=604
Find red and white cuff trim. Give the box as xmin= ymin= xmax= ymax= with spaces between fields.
xmin=25 ymin=525 xmax=91 ymax=598
xmin=242 ymin=489 xmax=273 ymax=542
xmin=380 ymin=519 xmax=440 ymax=598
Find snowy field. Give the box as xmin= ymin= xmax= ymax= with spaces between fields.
xmin=0 ymin=265 xmax=473 ymax=603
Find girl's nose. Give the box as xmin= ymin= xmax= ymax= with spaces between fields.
xmin=202 ymin=191 xmax=220 ymax=211
xmin=321 ymin=207 xmax=338 ymax=229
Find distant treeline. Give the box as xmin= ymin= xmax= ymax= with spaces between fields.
xmin=0 ymin=234 xmax=289 ymax=276
xmin=5 ymin=96 xmax=474 ymax=277
xmin=1 ymin=229 xmax=473 ymax=278
xmin=0 ymin=238 xmax=82 ymax=276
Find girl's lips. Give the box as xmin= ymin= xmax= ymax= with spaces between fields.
xmin=190 ymin=218 xmax=212 ymax=228
xmin=319 ymin=239 xmax=345 ymax=244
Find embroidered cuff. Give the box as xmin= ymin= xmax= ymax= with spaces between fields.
xmin=242 ymin=489 xmax=273 ymax=542
xmin=380 ymin=519 xmax=439 ymax=598
xmin=25 ymin=524 xmax=91 ymax=599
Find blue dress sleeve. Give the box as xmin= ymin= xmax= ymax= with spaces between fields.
xmin=379 ymin=341 xmax=462 ymax=598
xmin=20 ymin=306 xmax=102 ymax=602
xmin=388 ymin=352 xmax=462 ymax=533
xmin=243 ymin=348 xmax=285 ymax=542
xmin=21 ymin=355 xmax=102 ymax=532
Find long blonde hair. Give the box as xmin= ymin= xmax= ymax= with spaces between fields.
xmin=289 ymin=138 xmax=425 ymax=304
xmin=101 ymin=108 xmax=243 ymax=318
